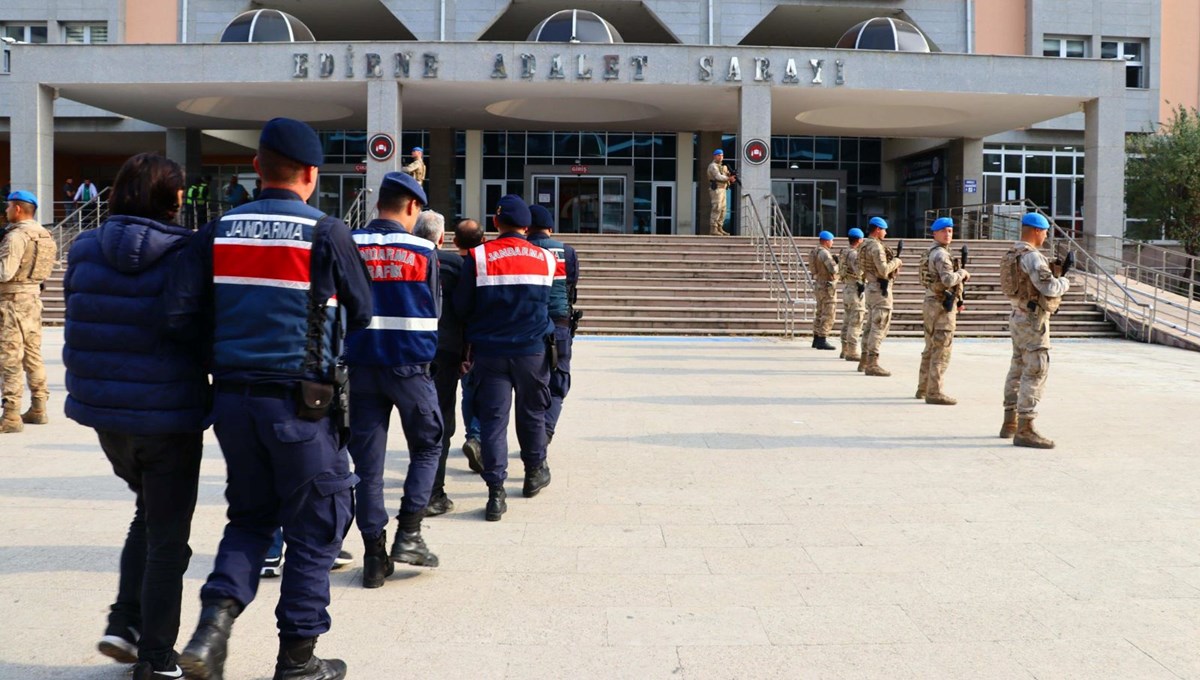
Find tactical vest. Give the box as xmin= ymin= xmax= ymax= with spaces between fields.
xmin=859 ymin=239 xmax=892 ymax=279
xmin=2 ymin=221 xmax=57 ymax=288
xmin=466 ymin=234 xmax=556 ymax=356
xmin=809 ymin=248 xmax=835 ymax=283
xmin=919 ymin=244 xmax=942 ymax=294
xmin=1001 ymin=243 xmax=1060 ymax=313
xmin=836 ymin=247 xmax=859 ymax=284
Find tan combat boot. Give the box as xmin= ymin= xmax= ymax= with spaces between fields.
xmin=1013 ymin=416 xmax=1054 ymax=449
xmin=914 ymin=387 xmax=926 ymax=400
xmin=925 ymin=393 xmax=957 ymax=406
xmin=998 ymin=409 xmax=1017 ymax=439
xmin=22 ymin=398 xmax=48 ymax=425
xmin=0 ymin=407 xmax=23 ymax=434
xmin=856 ymin=354 xmax=866 ymax=372
xmin=865 ymin=354 xmax=891 ymax=377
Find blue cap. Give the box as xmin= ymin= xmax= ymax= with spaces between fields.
xmin=529 ymin=204 xmax=555 ymax=230
xmin=930 ymin=217 xmax=954 ymax=232
xmin=713 ymin=149 xmax=724 ymax=156
xmin=495 ymin=194 xmax=531 ymax=227
xmin=848 ymin=228 xmax=864 ymax=239
xmin=412 ymin=146 xmax=423 ymax=153
xmin=380 ymin=171 xmax=427 ymax=206
xmin=6 ymin=190 xmax=37 ymax=209
xmin=868 ymin=216 xmax=888 ymax=231
xmin=259 ymin=117 xmax=324 ymax=167
xmin=818 ymin=230 xmax=834 ymax=241
xmin=1021 ymin=212 xmax=1050 ymax=230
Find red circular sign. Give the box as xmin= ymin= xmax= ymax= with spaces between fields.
xmin=743 ymin=138 xmax=769 ymax=165
xmin=368 ymin=133 xmax=395 ymax=162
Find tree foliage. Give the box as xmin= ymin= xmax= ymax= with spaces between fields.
xmin=1127 ymin=105 xmax=1200 ymax=255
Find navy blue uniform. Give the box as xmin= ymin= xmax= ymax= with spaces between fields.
xmin=344 ymin=221 xmax=443 ymax=536
xmin=166 ymin=189 xmax=372 ymax=639
xmin=527 ymin=232 xmax=579 ymax=441
xmin=453 ymin=232 xmax=555 ymax=487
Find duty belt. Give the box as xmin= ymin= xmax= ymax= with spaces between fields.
xmin=216 ymin=381 xmax=296 ymax=399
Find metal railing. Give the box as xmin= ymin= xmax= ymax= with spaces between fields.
xmin=925 ymin=199 xmax=1041 ymax=241
xmin=49 ymin=188 xmax=111 ymax=254
xmin=343 ymin=188 xmax=374 ymax=230
xmin=765 ymin=194 xmax=817 ymax=316
xmin=742 ymin=194 xmax=798 ymax=338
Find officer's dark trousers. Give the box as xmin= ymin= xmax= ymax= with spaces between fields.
xmin=470 ymin=353 xmax=551 ymax=487
xmin=431 ymin=350 xmax=461 ymax=497
xmin=347 ymin=365 xmax=443 ymax=538
xmin=201 ymin=389 xmax=356 ymax=640
xmin=545 ymin=323 xmax=573 ymax=439
xmin=99 ymin=430 xmax=202 ymax=667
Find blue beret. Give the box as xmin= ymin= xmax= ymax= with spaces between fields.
xmin=259 ymin=117 xmax=324 ymax=167
xmin=818 ymin=230 xmax=834 ymax=241
xmin=930 ymin=217 xmax=954 ymax=232
xmin=380 ymin=171 xmax=427 ymax=205
xmin=868 ymin=216 xmax=888 ymax=231
xmin=495 ymin=194 xmax=531 ymax=228
xmin=412 ymin=146 xmax=423 ymax=153
xmin=529 ymin=204 xmax=555 ymax=230
xmin=848 ymin=228 xmax=864 ymax=239
xmin=713 ymin=149 xmax=724 ymax=156
xmin=1021 ymin=212 xmax=1050 ymax=230
xmin=6 ymin=190 xmax=37 ymax=209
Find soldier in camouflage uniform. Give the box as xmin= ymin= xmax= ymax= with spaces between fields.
xmin=0 ymin=191 xmax=56 ymax=433
xmin=707 ymin=150 xmax=735 ymax=236
xmin=837 ymin=228 xmax=866 ymax=362
xmin=809 ymin=230 xmax=838 ymax=350
xmin=999 ymin=212 xmax=1070 ymax=448
xmin=857 ymin=217 xmax=902 ymax=376
xmin=917 ymin=217 xmax=971 ymax=405
xmin=403 ymin=146 xmax=427 ymax=185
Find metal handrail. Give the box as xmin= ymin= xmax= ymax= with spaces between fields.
xmin=742 ymin=194 xmax=798 ymax=338
xmin=343 ymin=188 xmax=374 ymax=229
xmin=49 ymin=187 xmax=111 ymax=254
xmin=1047 ymin=221 xmax=1156 ymax=342
xmin=925 ymin=199 xmax=1044 ymax=241
xmin=765 ymin=193 xmax=817 ymax=304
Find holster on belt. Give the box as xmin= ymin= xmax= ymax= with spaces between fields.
xmin=545 ymin=333 xmax=559 ymax=371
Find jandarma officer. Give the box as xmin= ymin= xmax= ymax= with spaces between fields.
xmin=454 ymin=195 xmax=555 ymax=522
xmin=168 ymin=117 xmax=372 ymax=680
xmin=526 ymin=204 xmax=580 ymax=449
xmin=344 ymin=172 xmax=442 ymax=589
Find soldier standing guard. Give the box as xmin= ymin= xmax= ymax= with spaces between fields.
xmin=0 ymin=191 xmax=55 ymax=433
xmin=999 ymin=212 xmax=1070 ymax=448
xmin=857 ymin=217 xmax=902 ymax=376
xmin=402 ymin=146 xmax=426 ymax=187
xmin=809 ymin=230 xmax=838 ymax=350
xmin=837 ymin=228 xmax=866 ymax=363
xmin=707 ymin=150 xmax=735 ymax=236
xmin=916 ymin=217 xmax=971 ymax=405
xmin=169 ymin=117 xmax=373 ymax=680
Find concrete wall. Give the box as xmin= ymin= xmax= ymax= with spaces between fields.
xmin=0 ymin=0 xmax=126 ymax=43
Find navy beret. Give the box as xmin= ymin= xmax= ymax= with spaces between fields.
xmin=529 ymin=204 xmax=555 ymax=230
xmin=380 ymin=171 xmax=427 ymax=205
xmin=259 ymin=117 xmax=324 ymax=167
xmin=495 ymin=194 xmax=531 ymax=228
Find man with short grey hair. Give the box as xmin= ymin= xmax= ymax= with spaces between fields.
xmin=413 ymin=210 xmax=445 ymax=246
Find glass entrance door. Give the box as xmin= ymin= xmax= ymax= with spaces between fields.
xmin=316 ymin=174 xmax=366 ymax=220
xmin=770 ymin=179 xmax=840 ymax=236
xmin=531 ymin=174 xmax=627 ymax=234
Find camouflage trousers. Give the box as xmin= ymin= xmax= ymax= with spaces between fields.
xmin=861 ymin=284 xmax=893 ymax=356
xmin=0 ymin=293 xmax=48 ymax=413
xmin=918 ymin=298 xmax=958 ymax=396
xmin=1003 ymin=307 xmax=1051 ymax=416
xmin=812 ymin=281 xmax=837 ymax=337
xmin=840 ymin=284 xmax=864 ymax=354
xmin=709 ymin=188 xmax=727 ymax=234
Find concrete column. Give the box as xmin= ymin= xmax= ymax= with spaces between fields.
xmin=737 ymin=86 xmax=772 ymax=236
xmin=464 ymin=129 xmax=483 ymax=221
xmin=427 ymin=128 xmax=454 ymax=218
xmin=165 ymin=128 xmax=204 ymax=182
xmin=695 ymin=130 xmax=722 ymax=235
xmin=366 ymin=79 xmax=402 ymax=217
xmin=675 ymin=132 xmax=695 ymax=235
xmin=1084 ymin=96 xmax=1125 ymax=265
xmin=947 ymin=137 xmax=984 ymax=208
xmin=10 ymin=83 xmax=55 ymax=225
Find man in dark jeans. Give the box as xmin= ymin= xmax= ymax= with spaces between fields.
xmin=422 ymin=218 xmax=485 ymax=514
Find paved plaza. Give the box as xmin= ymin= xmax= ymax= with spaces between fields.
xmin=2 ymin=330 xmax=1199 ymax=679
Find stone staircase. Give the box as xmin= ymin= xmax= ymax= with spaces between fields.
xmin=38 ymin=234 xmax=1122 ymax=339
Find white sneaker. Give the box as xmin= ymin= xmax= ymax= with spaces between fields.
xmin=97 ymin=626 xmax=139 ymax=663
xmin=260 ymin=554 xmax=284 ymax=578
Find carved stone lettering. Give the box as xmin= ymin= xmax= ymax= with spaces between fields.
xmin=491 ymin=53 xmax=507 ymax=79
xmin=810 ymin=58 xmax=824 ymax=84
xmin=549 ymin=55 xmax=565 ymax=79
xmin=344 ymin=46 xmax=354 ymax=78
xmin=423 ymin=53 xmax=439 ymax=78
xmin=292 ymin=53 xmax=309 ymax=79
xmin=576 ymin=54 xmax=592 ymax=79
xmin=318 ymin=53 xmax=335 ymax=78
xmin=631 ymin=55 xmax=647 ymax=80
xmin=754 ymin=57 xmax=771 ymax=82
xmin=365 ymin=53 xmax=382 ymax=78
xmin=698 ymin=55 xmax=714 ymax=81
xmin=836 ymin=59 xmax=845 ymax=85
xmin=521 ymin=53 xmax=536 ymax=80
xmin=782 ymin=58 xmax=799 ymax=83
xmin=726 ymin=56 xmax=742 ymax=82
xmin=394 ymin=52 xmax=411 ymax=78
xmin=603 ymin=54 xmax=619 ymax=80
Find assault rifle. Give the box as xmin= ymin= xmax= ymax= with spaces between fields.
xmin=879 ymin=239 xmax=903 ymax=297
xmin=944 ymin=245 xmax=969 ymax=312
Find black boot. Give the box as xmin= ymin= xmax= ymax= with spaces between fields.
xmin=485 ymin=486 xmax=507 ymax=521
xmin=813 ymin=336 xmax=837 ymax=350
xmin=273 ymin=637 xmax=347 ymax=680
xmin=390 ymin=512 xmax=439 ymax=567
xmin=179 ymin=598 xmax=241 ymax=680
xmin=522 ymin=463 xmax=552 ymax=498
xmin=811 ymin=336 xmax=819 ymax=348
xmin=361 ymin=531 xmax=394 ymax=589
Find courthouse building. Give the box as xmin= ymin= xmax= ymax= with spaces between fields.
xmin=1 ymin=0 xmax=1197 ymax=242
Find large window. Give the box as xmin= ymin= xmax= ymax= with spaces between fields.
xmin=64 ymin=23 xmax=108 ymax=44
xmin=769 ymin=135 xmax=882 ymax=229
xmin=1042 ymin=36 xmax=1087 ymax=58
xmin=3 ymin=23 xmax=48 ymax=43
xmin=984 ymin=144 xmax=1084 ymax=233
xmin=1102 ymin=39 xmax=1147 ymax=89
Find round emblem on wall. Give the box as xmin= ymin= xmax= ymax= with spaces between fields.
xmin=743 ymin=138 xmax=769 ymax=165
xmin=368 ymin=133 xmax=395 ymax=162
